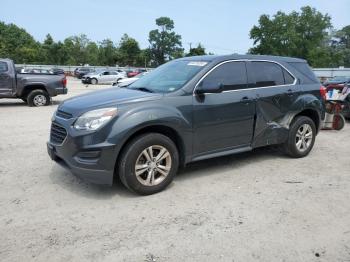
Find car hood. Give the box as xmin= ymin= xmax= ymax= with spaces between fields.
xmin=59 ymin=87 xmax=163 ymax=116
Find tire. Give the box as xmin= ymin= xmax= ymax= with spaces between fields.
xmin=333 ymin=114 xmax=345 ymax=130
xmin=90 ymin=78 xmax=98 ymax=85
xmin=282 ymin=116 xmax=316 ymax=158
xmin=118 ymin=133 xmax=179 ymax=195
xmin=27 ymin=90 xmax=50 ymax=107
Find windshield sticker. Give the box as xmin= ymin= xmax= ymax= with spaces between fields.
xmin=188 ymin=61 xmax=208 ymax=67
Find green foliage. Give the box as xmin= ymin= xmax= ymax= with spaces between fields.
xmin=117 ymin=34 xmax=141 ymax=66
xmin=0 ymin=21 xmax=152 ymax=66
xmin=0 ymin=21 xmax=40 ymax=63
xmin=249 ymin=6 xmax=337 ymax=66
xmin=149 ymin=17 xmax=183 ymax=65
xmin=98 ymin=39 xmax=116 ymax=66
xmin=333 ymin=26 xmax=350 ymax=67
xmin=186 ymin=43 xmax=206 ymax=56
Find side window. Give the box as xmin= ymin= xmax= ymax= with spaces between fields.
xmin=251 ymin=62 xmax=285 ymax=87
xmin=102 ymin=72 xmax=110 ymax=75
xmin=0 ymin=62 xmax=8 ymax=73
xmin=283 ymin=69 xmax=295 ymax=85
xmin=201 ymin=61 xmax=248 ymax=91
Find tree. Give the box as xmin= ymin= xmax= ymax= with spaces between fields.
xmin=98 ymin=39 xmax=117 ymax=66
xmin=249 ymin=6 xmax=332 ymax=66
xmin=86 ymin=42 xmax=99 ymax=65
xmin=42 ymin=34 xmax=55 ymax=64
xmin=136 ymin=48 xmax=153 ymax=67
xmin=186 ymin=43 xmax=206 ymax=56
xmin=0 ymin=21 xmax=40 ymax=63
xmin=333 ymin=26 xmax=350 ymax=67
xmin=148 ymin=17 xmax=183 ymax=65
xmin=63 ymin=34 xmax=90 ymax=65
xmin=118 ymin=34 xmax=141 ymax=66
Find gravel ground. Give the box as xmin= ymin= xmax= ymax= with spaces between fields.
xmin=0 ymin=77 xmax=350 ymax=262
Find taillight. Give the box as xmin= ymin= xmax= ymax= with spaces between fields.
xmin=320 ymin=85 xmax=327 ymax=100
xmin=62 ymin=77 xmax=67 ymax=87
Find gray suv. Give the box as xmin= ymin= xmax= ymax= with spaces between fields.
xmin=47 ymin=55 xmax=325 ymax=195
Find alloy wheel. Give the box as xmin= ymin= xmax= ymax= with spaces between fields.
xmin=295 ymin=123 xmax=313 ymax=152
xmin=134 ymin=145 xmax=172 ymax=186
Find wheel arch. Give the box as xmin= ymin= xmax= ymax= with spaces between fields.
xmin=115 ymin=124 xmax=186 ymax=175
xmin=21 ymin=84 xmax=48 ymax=98
xmin=293 ymin=108 xmax=321 ymax=133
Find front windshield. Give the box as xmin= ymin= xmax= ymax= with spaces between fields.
xmin=128 ymin=60 xmax=208 ymax=93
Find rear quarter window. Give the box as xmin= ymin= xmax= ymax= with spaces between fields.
xmin=288 ymin=62 xmax=319 ymax=84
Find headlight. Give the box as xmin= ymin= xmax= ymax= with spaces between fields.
xmin=74 ymin=108 xmax=117 ymax=131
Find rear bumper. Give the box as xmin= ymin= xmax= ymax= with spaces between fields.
xmin=54 ymin=87 xmax=68 ymax=96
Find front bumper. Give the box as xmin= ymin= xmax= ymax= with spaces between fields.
xmin=47 ymin=124 xmax=117 ymax=185
xmin=81 ymin=78 xmax=90 ymax=84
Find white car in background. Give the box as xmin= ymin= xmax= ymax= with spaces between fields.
xmin=82 ymin=70 xmax=126 ymax=85
xmin=112 ymin=72 xmax=148 ymax=87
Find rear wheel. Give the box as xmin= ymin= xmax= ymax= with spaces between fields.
xmin=333 ymin=114 xmax=345 ymax=130
xmin=27 ymin=90 xmax=50 ymax=107
xmin=282 ymin=116 xmax=316 ymax=158
xmin=118 ymin=133 xmax=179 ymax=195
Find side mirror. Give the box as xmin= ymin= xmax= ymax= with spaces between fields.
xmin=195 ymin=81 xmax=224 ymax=94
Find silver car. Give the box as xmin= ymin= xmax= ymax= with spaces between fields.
xmin=82 ymin=70 xmax=126 ymax=85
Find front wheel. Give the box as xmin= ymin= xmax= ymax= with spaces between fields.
xmin=27 ymin=90 xmax=51 ymax=107
xmin=282 ymin=116 xmax=316 ymax=158
xmin=90 ymin=78 xmax=98 ymax=85
xmin=118 ymin=133 xmax=179 ymax=195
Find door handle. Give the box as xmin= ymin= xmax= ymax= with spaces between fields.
xmin=286 ymin=89 xmax=293 ymax=96
xmin=240 ymin=96 xmax=252 ymax=105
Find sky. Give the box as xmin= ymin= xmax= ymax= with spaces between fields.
xmin=1 ymin=0 xmax=349 ymax=54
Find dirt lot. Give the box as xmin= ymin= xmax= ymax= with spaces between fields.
xmin=0 ymin=77 xmax=350 ymax=262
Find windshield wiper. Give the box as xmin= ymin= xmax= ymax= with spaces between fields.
xmin=130 ymin=87 xmax=154 ymax=93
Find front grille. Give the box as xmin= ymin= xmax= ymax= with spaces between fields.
xmin=50 ymin=122 xmax=67 ymax=144
xmin=56 ymin=110 xmax=73 ymax=119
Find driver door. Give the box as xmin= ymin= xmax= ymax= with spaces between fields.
xmin=192 ymin=61 xmax=256 ymax=156
xmin=99 ymin=71 xmax=110 ymax=84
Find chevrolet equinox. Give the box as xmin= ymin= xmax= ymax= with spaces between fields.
xmin=47 ymin=55 xmax=325 ymax=195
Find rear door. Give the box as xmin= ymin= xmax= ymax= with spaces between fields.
xmin=192 ymin=61 xmax=256 ymax=156
xmin=109 ymin=71 xmax=120 ymax=83
xmin=0 ymin=61 xmax=13 ymax=96
xmin=247 ymin=60 xmax=299 ymax=147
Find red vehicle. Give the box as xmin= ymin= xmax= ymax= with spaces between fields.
xmin=127 ymin=68 xmax=147 ymax=78
xmin=324 ymin=76 xmax=350 ymax=92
